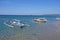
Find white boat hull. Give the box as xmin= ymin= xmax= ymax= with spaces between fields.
xmin=34 ymin=18 xmax=47 ymax=23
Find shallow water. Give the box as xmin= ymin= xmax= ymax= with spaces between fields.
xmin=0 ymin=15 xmax=60 ymax=40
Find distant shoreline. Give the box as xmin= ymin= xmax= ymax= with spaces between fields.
xmin=0 ymin=14 xmax=60 ymax=16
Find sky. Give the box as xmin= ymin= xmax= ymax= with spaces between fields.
xmin=0 ymin=0 xmax=60 ymax=15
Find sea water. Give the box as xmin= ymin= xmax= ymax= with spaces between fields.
xmin=0 ymin=15 xmax=60 ymax=40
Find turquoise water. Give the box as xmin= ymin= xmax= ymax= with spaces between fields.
xmin=0 ymin=15 xmax=60 ymax=40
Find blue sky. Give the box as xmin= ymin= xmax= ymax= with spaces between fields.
xmin=0 ymin=0 xmax=60 ymax=15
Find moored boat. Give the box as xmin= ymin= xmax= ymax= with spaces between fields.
xmin=4 ymin=19 xmax=30 ymax=28
xmin=56 ymin=17 xmax=60 ymax=20
xmin=34 ymin=18 xmax=47 ymax=23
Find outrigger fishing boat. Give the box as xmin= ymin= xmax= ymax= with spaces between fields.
xmin=4 ymin=19 xmax=30 ymax=28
